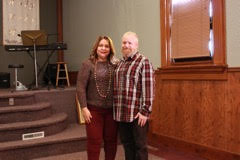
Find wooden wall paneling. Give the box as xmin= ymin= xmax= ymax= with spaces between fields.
xmin=150 ymin=70 xmax=240 ymax=159
xmin=150 ymin=74 xmax=162 ymax=133
xmin=225 ymin=72 xmax=240 ymax=153
xmin=200 ymin=81 xmax=226 ymax=148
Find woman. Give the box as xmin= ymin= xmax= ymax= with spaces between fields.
xmin=76 ymin=36 xmax=118 ymax=160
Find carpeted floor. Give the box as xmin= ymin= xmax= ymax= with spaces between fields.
xmin=43 ymin=145 xmax=164 ymax=160
xmin=121 ymin=146 xmax=164 ymax=160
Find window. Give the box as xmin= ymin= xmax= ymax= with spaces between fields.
xmin=160 ymin=0 xmax=226 ymax=80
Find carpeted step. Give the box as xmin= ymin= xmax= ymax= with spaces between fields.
xmin=0 ymin=124 xmax=86 ymax=160
xmin=0 ymin=102 xmax=52 ymax=124
xmin=0 ymin=92 xmax=36 ymax=107
xmin=0 ymin=112 xmax=68 ymax=142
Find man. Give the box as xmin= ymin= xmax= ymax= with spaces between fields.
xmin=113 ymin=31 xmax=154 ymax=160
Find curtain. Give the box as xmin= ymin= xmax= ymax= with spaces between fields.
xmin=171 ymin=0 xmax=210 ymax=59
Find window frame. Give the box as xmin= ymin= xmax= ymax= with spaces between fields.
xmin=159 ymin=0 xmax=227 ymax=80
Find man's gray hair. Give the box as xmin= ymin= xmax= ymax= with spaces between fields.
xmin=122 ymin=31 xmax=139 ymax=44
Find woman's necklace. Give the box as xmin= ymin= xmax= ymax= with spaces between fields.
xmin=94 ymin=61 xmax=112 ymax=98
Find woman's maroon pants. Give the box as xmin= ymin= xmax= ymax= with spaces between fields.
xmin=86 ymin=106 xmax=118 ymax=160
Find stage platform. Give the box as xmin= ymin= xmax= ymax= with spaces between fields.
xmin=0 ymin=86 xmax=78 ymax=124
xmin=0 ymin=86 xmax=88 ymax=160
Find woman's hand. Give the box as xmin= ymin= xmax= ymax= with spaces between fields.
xmin=82 ymin=107 xmax=92 ymax=123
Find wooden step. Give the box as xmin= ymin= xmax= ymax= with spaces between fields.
xmin=0 ymin=124 xmax=86 ymax=160
xmin=0 ymin=102 xmax=52 ymax=124
xmin=0 ymin=92 xmax=35 ymax=107
xmin=0 ymin=113 xmax=68 ymax=142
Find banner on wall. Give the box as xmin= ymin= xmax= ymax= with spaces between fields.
xmin=2 ymin=0 xmax=40 ymax=45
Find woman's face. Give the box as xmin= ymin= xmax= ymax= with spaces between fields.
xmin=97 ymin=39 xmax=110 ymax=61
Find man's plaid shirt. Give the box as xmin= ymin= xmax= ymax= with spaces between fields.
xmin=113 ymin=52 xmax=154 ymax=122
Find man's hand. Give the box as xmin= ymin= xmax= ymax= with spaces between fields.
xmin=135 ymin=112 xmax=148 ymax=127
xmin=82 ymin=107 xmax=92 ymax=123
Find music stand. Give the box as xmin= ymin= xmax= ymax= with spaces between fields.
xmin=21 ymin=30 xmax=47 ymax=89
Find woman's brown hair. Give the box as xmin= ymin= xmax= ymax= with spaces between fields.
xmin=89 ymin=36 xmax=116 ymax=64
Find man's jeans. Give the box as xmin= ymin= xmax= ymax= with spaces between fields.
xmin=119 ymin=119 xmax=149 ymax=160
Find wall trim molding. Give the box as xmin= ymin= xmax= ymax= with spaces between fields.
xmin=227 ymin=67 xmax=240 ymax=72
xmin=155 ymin=65 xmax=228 ymax=80
xmin=155 ymin=66 xmax=240 ymax=80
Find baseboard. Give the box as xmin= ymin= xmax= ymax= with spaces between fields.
xmin=148 ymin=133 xmax=240 ymax=160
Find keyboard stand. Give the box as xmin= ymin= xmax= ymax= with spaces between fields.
xmin=4 ymin=43 xmax=67 ymax=89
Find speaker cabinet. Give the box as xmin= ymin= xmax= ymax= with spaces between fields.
xmin=0 ymin=72 xmax=10 ymax=88
xmin=43 ymin=64 xmax=57 ymax=86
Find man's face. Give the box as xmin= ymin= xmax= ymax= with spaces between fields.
xmin=121 ymin=34 xmax=138 ymax=58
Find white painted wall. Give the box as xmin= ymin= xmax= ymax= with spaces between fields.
xmin=63 ymin=0 xmax=161 ymax=71
xmin=226 ymin=0 xmax=240 ymax=67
